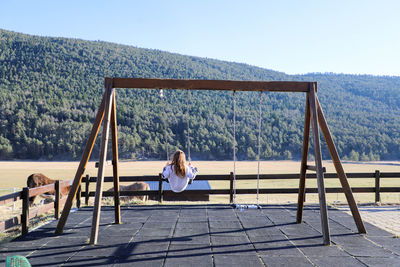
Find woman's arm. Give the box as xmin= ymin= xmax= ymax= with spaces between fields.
xmin=162 ymin=165 xmax=172 ymax=179
xmin=186 ymin=165 xmax=198 ymax=180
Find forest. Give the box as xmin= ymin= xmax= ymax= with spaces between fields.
xmin=0 ymin=29 xmax=399 ymax=161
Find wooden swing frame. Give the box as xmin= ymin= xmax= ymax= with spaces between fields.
xmin=55 ymin=77 xmax=366 ymax=245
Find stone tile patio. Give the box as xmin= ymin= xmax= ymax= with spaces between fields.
xmin=1 ymin=204 xmax=400 ymax=266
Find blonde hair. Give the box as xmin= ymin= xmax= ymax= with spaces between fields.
xmin=171 ymin=150 xmax=186 ymax=178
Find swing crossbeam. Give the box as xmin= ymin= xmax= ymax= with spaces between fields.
xmin=55 ymin=77 xmax=365 ymax=247
xmin=107 ymin=77 xmax=312 ymax=92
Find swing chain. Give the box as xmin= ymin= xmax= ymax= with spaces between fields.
xmin=256 ymin=91 xmax=263 ymax=207
xmin=186 ymin=90 xmax=191 ymax=162
xmin=233 ymin=90 xmax=237 ymax=204
xmin=232 ymin=91 xmax=263 ymax=209
xmin=160 ymin=89 xmax=169 ymax=161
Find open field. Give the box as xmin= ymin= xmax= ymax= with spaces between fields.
xmin=0 ymin=160 xmax=399 ymax=204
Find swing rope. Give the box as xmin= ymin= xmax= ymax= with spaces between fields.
xmin=232 ymin=91 xmax=263 ymax=210
xmin=186 ymin=90 xmax=191 ymax=162
xmin=256 ymin=91 xmax=263 ymax=207
xmin=160 ymin=89 xmax=191 ymax=163
xmin=160 ymin=89 xmax=169 ymax=161
xmin=232 ymin=91 xmax=237 ymax=204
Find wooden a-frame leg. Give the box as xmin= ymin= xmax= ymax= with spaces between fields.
xmin=296 ymin=93 xmax=311 ymax=223
xmin=90 ymin=83 xmax=114 ymax=245
xmin=316 ymin=97 xmax=366 ymax=234
xmin=55 ymin=92 xmax=106 ymax=234
xmin=309 ymin=84 xmax=331 ymax=245
xmin=110 ymin=90 xmax=121 ymax=224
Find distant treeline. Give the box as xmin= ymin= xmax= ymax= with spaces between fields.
xmin=0 ymin=29 xmax=399 ymax=161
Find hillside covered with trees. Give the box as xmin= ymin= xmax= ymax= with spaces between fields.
xmin=0 ymin=29 xmax=399 ymax=161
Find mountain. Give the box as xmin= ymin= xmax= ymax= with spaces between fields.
xmin=0 ymin=29 xmax=399 ymax=161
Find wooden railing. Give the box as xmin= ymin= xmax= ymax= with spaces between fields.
xmin=0 ymin=180 xmax=76 ymax=234
xmin=81 ymin=171 xmax=400 ymax=204
xmin=1 ymin=170 xmax=399 ymax=236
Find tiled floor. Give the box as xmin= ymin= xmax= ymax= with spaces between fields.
xmin=1 ymin=204 xmax=400 ymax=266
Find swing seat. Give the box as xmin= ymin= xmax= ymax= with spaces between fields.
xmin=161 ymin=175 xmax=169 ymax=183
xmin=232 ymin=204 xmax=262 ymax=210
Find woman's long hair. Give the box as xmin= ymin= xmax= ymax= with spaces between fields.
xmin=171 ymin=150 xmax=186 ymax=178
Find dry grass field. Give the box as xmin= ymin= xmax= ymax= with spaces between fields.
xmin=0 ymin=160 xmax=399 ymax=204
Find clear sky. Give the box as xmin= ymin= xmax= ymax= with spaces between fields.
xmin=1 ymin=0 xmax=399 ymax=76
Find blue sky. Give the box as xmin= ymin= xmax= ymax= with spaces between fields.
xmin=1 ymin=0 xmax=399 ymax=76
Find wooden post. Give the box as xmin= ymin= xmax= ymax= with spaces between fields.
xmin=85 ymin=174 xmax=90 ymax=205
xmin=229 ymin=172 xmax=234 ymax=204
xmin=158 ymin=174 xmax=163 ymax=203
xmin=110 ymin=90 xmax=121 ymax=224
xmin=90 ymin=82 xmax=114 ymax=245
xmin=76 ymin=184 xmax=81 ymax=209
xmin=55 ymin=93 xmax=106 ymax=234
xmin=309 ymin=83 xmax=331 ymax=245
xmin=315 ymin=97 xmax=366 ymax=234
xmin=55 ymin=180 xmax=60 ymax=219
xmin=375 ymin=170 xmax=381 ymax=203
xmin=22 ymin=187 xmax=29 ymax=235
xmin=297 ymin=93 xmax=311 ymax=223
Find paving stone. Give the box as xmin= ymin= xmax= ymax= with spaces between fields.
xmin=27 ymin=243 xmax=80 ymax=259
xmin=177 ymin=216 xmax=207 ymax=223
xmin=63 ymin=255 xmax=117 ymax=266
xmin=170 ymin=235 xmax=210 ymax=245
xmin=164 ymin=254 xmax=213 ymax=267
xmin=252 ymin=238 xmax=303 ymax=255
xmin=209 ymin=228 xmax=247 ymax=236
xmin=336 ymin=205 xmax=400 ymax=237
xmin=25 ymin=255 xmax=71 ymax=266
xmin=245 ymin=226 xmax=284 ymax=237
xmin=239 ymin=219 xmax=273 ymax=228
xmin=208 ymin=216 xmax=238 ymax=221
xmin=248 ymin=234 xmax=288 ymax=244
xmin=167 ymin=244 xmax=211 ymax=256
xmin=211 ymin=243 xmax=257 ymax=255
xmin=214 ymin=254 xmax=264 ymax=267
xmin=147 ymin=216 xmax=178 ymax=223
xmin=342 ymin=245 xmax=396 ymax=257
xmin=46 ymin=236 xmax=88 ymax=246
xmin=260 ymin=255 xmax=314 ymax=266
xmin=122 ymin=243 xmax=168 ymax=257
xmin=364 ymin=225 xmax=395 ymax=237
xmin=114 ymin=256 xmax=165 ymax=266
xmin=298 ymin=244 xmax=350 ymax=257
xmin=0 ymin=243 xmax=38 ymax=256
xmin=368 ymin=236 xmax=400 ymax=247
xmin=211 ymin=235 xmax=250 ymax=245
xmin=73 ymin=245 xmax=124 ymax=257
xmin=288 ymin=235 xmax=324 ymax=246
xmin=120 ymin=217 xmax=148 ymax=223
xmin=309 ymin=256 xmax=365 ymax=267
xmin=135 ymin=227 xmax=173 ymax=237
xmin=267 ymin=217 xmax=295 ymax=224
xmin=100 ymin=228 xmax=141 ymax=238
xmin=327 ymin=225 xmax=355 ymax=235
xmin=173 ymin=227 xmax=209 ymax=237
xmin=280 ymin=223 xmax=321 ymax=237
xmin=357 ymin=256 xmax=400 ymax=266
xmin=175 ymin=222 xmax=208 ymax=229
xmin=256 ymin=244 xmax=304 ymax=257
xmin=142 ymin=221 xmax=175 ymax=229
xmin=209 ymin=220 xmax=241 ymax=229
xmin=331 ymin=234 xmax=377 ymax=247
xmin=130 ymin=235 xmax=171 ymax=244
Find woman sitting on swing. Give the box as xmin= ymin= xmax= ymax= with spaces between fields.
xmin=162 ymin=150 xmax=198 ymax=193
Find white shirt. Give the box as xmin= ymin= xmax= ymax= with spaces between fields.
xmin=162 ymin=165 xmax=197 ymax=193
